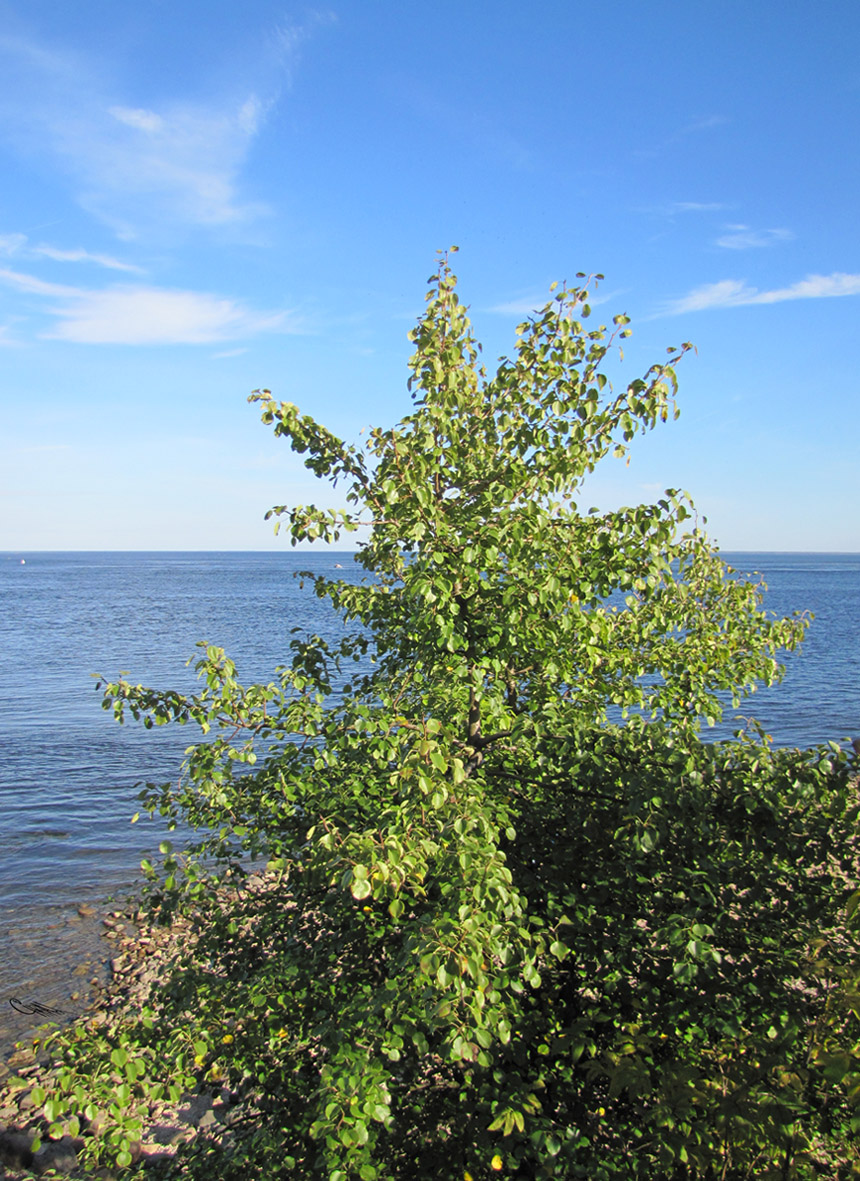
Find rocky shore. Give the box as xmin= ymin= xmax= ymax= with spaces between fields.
xmin=0 ymin=884 xmax=261 ymax=1179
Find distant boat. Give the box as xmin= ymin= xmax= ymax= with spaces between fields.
xmin=334 ymin=563 xmax=343 ymax=568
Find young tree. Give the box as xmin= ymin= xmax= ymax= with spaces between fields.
xmin=257 ymin=249 xmax=803 ymax=752
xmin=20 ymin=252 xmax=860 ymax=1179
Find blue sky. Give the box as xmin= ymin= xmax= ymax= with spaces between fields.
xmin=1 ymin=1 xmax=858 ymax=551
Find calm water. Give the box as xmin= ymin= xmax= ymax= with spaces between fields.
xmin=1 ymin=550 xmax=858 ymax=1048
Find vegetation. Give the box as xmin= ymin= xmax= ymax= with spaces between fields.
xmin=6 ymin=252 xmax=860 ymax=1178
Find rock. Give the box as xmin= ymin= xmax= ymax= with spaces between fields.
xmin=0 ymin=1130 xmax=35 ymax=1171
xmin=178 ymin=1093 xmax=214 ymax=1127
xmin=32 ymin=1135 xmax=79 ymax=1176
xmin=149 ymin=1121 xmax=192 ymax=1147
xmin=6 ymin=1049 xmax=34 ymax=1070
xmin=77 ymin=904 xmax=97 ymax=918
xmin=196 ymin=1108 xmax=218 ymax=1131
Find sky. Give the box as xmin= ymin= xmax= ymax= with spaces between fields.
xmin=1 ymin=1 xmax=858 ymax=552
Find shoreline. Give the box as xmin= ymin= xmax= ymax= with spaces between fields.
xmin=0 ymin=877 xmax=274 ymax=1178
xmin=0 ymin=887 xmax=149 ymax=1070
xmin=1 ymin=907 xmax=112 ymax=1070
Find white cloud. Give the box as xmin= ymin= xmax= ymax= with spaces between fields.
xmin=488 ymin=288 xmax=613 ymax=317
xmin=274 ymin=10 xmax=338 ymax=69
xmin=670 ymin=201 xmax=729 ymax=213
xmin=635 ymin=115 xmax=728 ymax=159
xmin=715 ymin=224 xmax=794 ymax=250
xmin=0 ymin=35 xmax=272 ymax=236
xmin=487 ymin=294 xmax=550 ymax=316
xmin=0 ymin=266 xmax=79 ymax=296
xmin=13 ymin=443 xmax=71 ymax=455
xmin=47 ymin=286 xmax=291 ymax=345
xmin=758 ymin=273 xmax=860 ymax=302
xmin=108 ymin=106 xmax=164 ymax=134
xmin=0 ymin=233 xmax=27 ymax=254
xmin=0 ymin=266 xmax=296 ymax=344
xmin=76 ymin=98 xmax=272 ymax=232
xmin=665 ymin=272 xmax=860 ymax=314
xmin=237 ymin=97 xmax=263 ymax=136
xmin=683 ymin=115 xmax=727 ymax=134
xmin=0 ymin=233 xmax=141 ymax=271
xmin=32 ymin=244 xmax=143 ymax=272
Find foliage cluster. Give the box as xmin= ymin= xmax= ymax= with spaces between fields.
xmin=7 ymin=253 xmax=860 ymax=1179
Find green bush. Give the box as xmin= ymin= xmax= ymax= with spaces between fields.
xmin=14 ymin=252 xmax=860 ymax=1178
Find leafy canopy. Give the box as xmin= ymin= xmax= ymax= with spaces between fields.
xmin=255 ymin=246 xmax=804 ymax=747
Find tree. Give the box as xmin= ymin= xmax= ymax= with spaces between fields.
xmin=257 ymin=249 xmax=802 ymax=747
xmin=15 ymin=252 xmax=860 ymax=1179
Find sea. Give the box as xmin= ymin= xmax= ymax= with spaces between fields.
xmin=1 ymin=550 xmax=859 ymax=1052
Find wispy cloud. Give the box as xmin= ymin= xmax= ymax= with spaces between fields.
xmin=0 ymin=232 xmax=28 ymax=254
xmin=0 ymin=266 xmax=298 ymax=344
xmin=12 ymin=443 xmax=71 ymax=455
xmin=682 ymin=115 xmax=728 ymax=135
xmin=715 ymin=224 xmax=794 ymax=250
xmin=72 ymin=97 xmax=272 ymax=235
xmin=32 ymin=244 xmax=143 ymax=272
xmin=0 ymin=266 xmax=79 ymax=297
xmin=273 ymin=10 xmax=338 ymax=75
xmin=487 ymin=294 xmax=550 ymax=317
xmin=0 ymin=35 xmax=273 ymax=238
xmin=488 ymin=288 xmax=614 ymax=317
xmin=1 ymin=231 xmax=141 ymax=272
xmin=669 ymin=201 xmax=729 ymax=214
xmin=48 ymin=286 xmax=290 ymax=344
xmin=664 ymin=272 xmax=860 ymax=315
xmin=635 ymin=115 xmax=728 ymax=159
